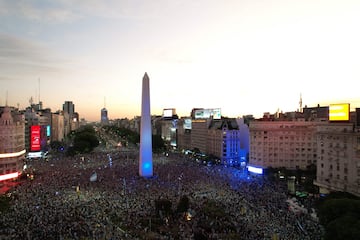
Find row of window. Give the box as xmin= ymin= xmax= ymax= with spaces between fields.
xmin=0 ymin=163 xmax=17 ymax=168
xmin=0 ymin=168 xmax=17 ymax=174
xmin=251 ymin=158 xmax=313 ymax=164
xmin=320 ymin=172 xmax=348 ymax=182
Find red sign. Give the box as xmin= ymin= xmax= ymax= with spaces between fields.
xmin=30 ymin=125 xmax=41 ymax=151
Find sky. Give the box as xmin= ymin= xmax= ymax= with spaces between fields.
xmin=0 ymin=0 xmax=359 ymax=122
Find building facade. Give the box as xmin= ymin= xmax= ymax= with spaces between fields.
xmin=207 ymin=118 xmax=243 ymax=165
xmin=0 ymin=107 xmax=25 ymax=181
xmin=177 ymin=117 xmax=249 ymax=166
xmin=51 ymin=112 xmax=65 ymax=142
xmin=177 ymin=118 xmax=192 ymax=152
xmin=249 ymin=120 xmax=319 ymax=170
xmin=63 ymin=101 xmax=79 ymax=135
xmin=314 ymin=122 xmax=360 ymax=196
xmin=190 ymin=119 xmax=210 ymax=153
xmin=101 ymin=108 xmax=109 ymax=125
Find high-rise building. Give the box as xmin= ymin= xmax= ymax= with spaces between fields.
xmin=101 ymin=108 xmax=109 ymax=125
xmin=51 ymin=112 xmax=65 ymax=142
xmin=63 ymin=101 xmax=75 ymax=115
xmin=0 ymin=106 xmax=25 ymax=182
xmin=62 ymin=101 xmax=79 ymax=134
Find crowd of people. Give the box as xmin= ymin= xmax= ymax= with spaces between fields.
xmin=0 ymin=150 xmax=324 ymax=239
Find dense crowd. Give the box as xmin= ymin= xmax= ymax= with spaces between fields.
xmin=0 ymin=151 xmax=324 ymax=239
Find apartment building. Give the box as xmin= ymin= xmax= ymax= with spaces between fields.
xmin=249 ymin=120 xmax=319 ymax=170
xmin=314 ymin=123 xmax=360 ymax=196
xmin=207 ymin=118 xmax=244 ymax=165
xmin=177 ymin=117 xmax=249 ymax=165
xmin=0 ymin=107 xmax=25 ymax=181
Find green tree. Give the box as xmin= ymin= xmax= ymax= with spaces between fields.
xmin=152 ymin=134 xmax=165 ymax=153
xmin=324 ymin=215 xmax=360 ymax=240
xmin=50 ymin=140 xmax=63 ymax=152
xmin=67 ymin=125 xmax=99 ymax=155
xmin=319 ymin=198 xmax=360 ymax=226
xmin=318 ymin=197 xmax=360 ymax=240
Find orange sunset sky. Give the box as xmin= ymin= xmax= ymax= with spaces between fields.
xmin=1 ymin=0 xmax=359 ymax=121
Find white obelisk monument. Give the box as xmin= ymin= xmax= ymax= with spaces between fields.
xmin=139 ymin=72 xmax=153 ymax=177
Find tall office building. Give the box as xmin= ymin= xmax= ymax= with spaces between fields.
xmin=62 ymin=101 xmax=79 ymax=134
xmin=139 ymin=72 xmax=153 ymax=177
xmin=63 ymin=101 xmax=75 ymax=115
xmin=101 ymin=108 xmax=109 ymax=125
xmin=51 ymin=112 xmax=65 ymax=142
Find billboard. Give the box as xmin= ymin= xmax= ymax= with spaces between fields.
xmin=183 ymin=118 xmax=192 ymax=129
xmin=194 ymin=108 xmax=221 ymax=119
xmin=30 ymin=125 xmax=41 ymax=151
xmin=329 ymin=103 xmax=350 ymax=121
xmin=163 ymin=108 xmax=175 ymax=118
xmin=46 ymin=125 xmax=51 ymax=137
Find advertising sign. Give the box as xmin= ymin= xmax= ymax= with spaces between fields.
xmin=329 ymin=103 xmax=350 ymax=121
xmin=30 ymin=125 xmax=41 ymax=151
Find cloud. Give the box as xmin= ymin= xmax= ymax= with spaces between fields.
xmin=0 ymin=0 xmax=198 ymax=23
xmin=0 ymin=0 xmax=81 ymax=23
xmin=0 ymin=34 xmax=70 ymax=80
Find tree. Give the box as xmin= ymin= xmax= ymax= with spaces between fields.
xmin=152 ymin=134 xmax=166 ymax=153
xmin=324 ymin=215 xmax=360 ymax=240
xmin=319 ymin=198 xmax=360 ymax=226
xmin=50 ymin=140 xmax=63 ymax=152
xmin=318 ymin=197 xmax=360 ymax=240
xmin=67 ymin=125 xmax=99 ymax=155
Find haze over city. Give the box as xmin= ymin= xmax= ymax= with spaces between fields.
xmin=1 ymin=0 xmax=359 ymax=121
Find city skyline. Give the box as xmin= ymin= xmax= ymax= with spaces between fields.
xmin=1 ymin=0 xmax=360 ymax=121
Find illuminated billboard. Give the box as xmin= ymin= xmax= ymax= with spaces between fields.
xmin=183 ymin=118 xmax=192 ymax=129
xmin=194 ymin=108 xmax=221 ymax=119
xmin=46 ymin=125 xmax=51 ymax=137
xmin=30 ymin=125 xmax=41 ymax=151
xmin=163 ymin=108 xmax=175 ymax=118
xmin=329 ymin=103 xmax=350 ymax=121
xmin=247 ymin=165 xmax=263 ymax=174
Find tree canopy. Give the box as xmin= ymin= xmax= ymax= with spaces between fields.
xmin=317 ymin=195 xmax=360 ymax=240
xmin=67 ymin=125 xmax=99 ymax=155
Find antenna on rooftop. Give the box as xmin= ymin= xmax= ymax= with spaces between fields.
xmin=29 ymin=96 xmax=33 ymax=106
xmin=5 ymin=90 xmax=8 ymax=106
xmin=299 ymin=93 xmax=303 ymax=112
xmin=38 ymin=78 xmax=41 ymax=103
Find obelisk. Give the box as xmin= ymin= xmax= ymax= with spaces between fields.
xmin=139 ymin=72 xmax=153 ymax=177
